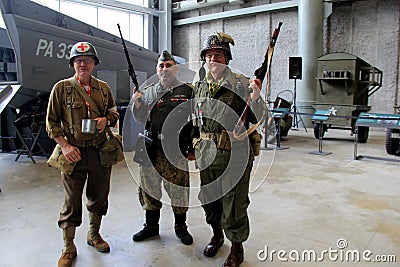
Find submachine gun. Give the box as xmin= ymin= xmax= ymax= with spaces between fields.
xmin=117 ymin=23 xmax=139 ymax=93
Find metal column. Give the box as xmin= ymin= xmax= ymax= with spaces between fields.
xmin=158 ymin=0 xmax=172 ymax=52
xmin=297 ymin=0 xmax=323 ymax=127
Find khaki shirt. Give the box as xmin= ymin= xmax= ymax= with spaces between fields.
xmin=46 ymin=75 xmax=119 ymax=144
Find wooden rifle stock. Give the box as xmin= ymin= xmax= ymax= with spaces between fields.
xmin=254 ymin=22 xmax=283 ymax=83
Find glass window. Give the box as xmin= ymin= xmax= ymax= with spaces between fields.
xmin=60 ymin=1 xmax=97 ymax=27
xmin=1 ymin=1 xmax=148 ymax=47
xmin=32 ymin=0 xmax=59 ymax=10
xmin=130 ymin=13 xmax=144 ymax=47
xmin=98 ymin=7 xmax=130 ymax=39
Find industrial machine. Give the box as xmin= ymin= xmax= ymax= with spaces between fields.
xmin=312 ymin=52 xmax=382 ymax=143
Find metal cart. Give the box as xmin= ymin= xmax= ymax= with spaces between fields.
xmin=312 ymin=52 xmax=382 ymax=143
xmin=385 ymin=106 xmax=400 ymax=155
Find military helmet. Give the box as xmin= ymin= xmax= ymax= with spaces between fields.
xmin=200 ymin=32 xmax=235 ymax=62
xmin=69 ymin=41 xmax=100 ymax=67
xmin=158 ymin=50 xmax=176 ymax=63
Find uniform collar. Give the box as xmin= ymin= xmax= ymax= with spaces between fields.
xmin=156 ymin=78 xmax=181 ymax=94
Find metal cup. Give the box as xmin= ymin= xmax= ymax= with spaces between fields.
xmin=81 ymin=119 xmax=97 ymax=134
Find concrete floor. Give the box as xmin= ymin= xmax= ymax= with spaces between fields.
xmin=0 ymin=128 xmax=399 ymax=267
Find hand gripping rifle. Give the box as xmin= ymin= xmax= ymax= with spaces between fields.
xmin=233 ymin=22 xmax=283 ymax=140
xmin=117 ymin=23 xmax=139 ymax=93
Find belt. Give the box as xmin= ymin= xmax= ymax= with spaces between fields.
xmin=71 ymin=138 xmax=105 ymax=148
xmin=153 ymin=133 xmax=179 ymax=140
xmin=199 ymin=132 xmax=221 ymax=142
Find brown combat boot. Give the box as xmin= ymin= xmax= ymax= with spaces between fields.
xmin=223 ymin=242 xmax=244 ymax=267
xmin=203 ymin=223 xmax=224 ymax=257
xmin=58 ymin=227 xmax=77 ymax=267
xmin=86 ymin=212 xmax=110 ymax=253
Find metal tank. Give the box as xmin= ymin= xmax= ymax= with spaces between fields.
xmin=312 ymin=52 xmax=382 ymax=143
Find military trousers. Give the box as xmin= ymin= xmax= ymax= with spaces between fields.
xmin=139 ymin=152 xmax=190 ymax=214
xmin=199 ymin=161 xmax=252 ymax=243
xmin=58 ymin=147 xmax=112 ymax=229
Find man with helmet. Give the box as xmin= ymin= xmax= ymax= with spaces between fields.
xmin=131 ymin=50 xmax=194 ymax=245
xmin=192 ymin=32 xmax=264 ymax=266
xmin=46 ymin=41 xmax=119 ymax=267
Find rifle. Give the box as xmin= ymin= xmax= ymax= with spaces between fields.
xmin=233 ymin=22 xmax=283 ymax=140
xmin=254 ymin=21 xmax=283 ymax=102
xmin=117 ymin=23 xmax=139 ymax=93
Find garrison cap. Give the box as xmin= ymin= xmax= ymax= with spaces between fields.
xmin=158 ymin=50 xmax=176 ymax=63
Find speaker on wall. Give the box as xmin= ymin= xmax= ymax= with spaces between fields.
xmin=289 ymin=57 xmax=302 ymax=80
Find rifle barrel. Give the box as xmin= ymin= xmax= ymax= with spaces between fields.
xmin=117 ymin=23 xmax=139 ymax=92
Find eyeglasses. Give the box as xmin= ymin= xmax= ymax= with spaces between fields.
xmin=74 ymin=57 xmax=93 ymax=64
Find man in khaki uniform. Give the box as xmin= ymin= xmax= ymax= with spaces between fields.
xmin=132 ymin=50 xmax=194 ymax=245
xmin=192 ymin=33 xmax=264 ymax=267
xmin=46 ymin=41 xmax=119 ymax=267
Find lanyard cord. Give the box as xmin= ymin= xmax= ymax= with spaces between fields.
xmin=77 ymin=77 xmax=91 ymax=118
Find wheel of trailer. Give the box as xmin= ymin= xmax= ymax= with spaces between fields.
xmin=357 ymin=126 xmax=369 ymax=143
xmin=385 ymin=128 xmax=400 ymax=155
xmin=313 ymin=123 xmax=326 ymax=139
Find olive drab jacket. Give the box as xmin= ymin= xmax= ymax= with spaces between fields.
xmin=46 ymin=76 xmax=119 ymax=146
xmin=133 ymin=79 xmax=194 ymax=158
xmin=192 ymin=67 xmax=264 ymax=168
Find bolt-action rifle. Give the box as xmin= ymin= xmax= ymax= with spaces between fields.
xmin=117 ymin=23 xmax=139 ymax=93
xmin=233 ymin=22 xmax=283 ymax=140
xmin=254 ymin=21 xmax=283 ymax=103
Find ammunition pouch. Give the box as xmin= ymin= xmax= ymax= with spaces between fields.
xmin=217 ymin=130 xmax=232 ymax=151
xmin=99 ymin=132 xmax=124 ymax=167
xmin=47 ymin=144 xmax=76 ymax=175
xmin=249 ymin=130 xmax=262 ymax=156
xmin=133 ymin=133 xmax=153 ymax=167
xmin=199 ymin=130 xmax=233 ymax=151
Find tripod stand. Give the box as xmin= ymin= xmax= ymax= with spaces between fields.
xmin=291 ymin=78 xmax=307 ymax=132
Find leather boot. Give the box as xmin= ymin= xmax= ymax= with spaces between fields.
xmin=223 ymin=242 xmax=244 ymax=267
xmin=203 ymin=223 xmax=224 ymax=257
xmin=174 ymin=212 xmax=193 ymax=245
xmin=86 ymin=212 xmax=110 ymax=253
xmin=132 ymin=210 xmax=160 ymax=242
xmin=58 ymin=227 xmax=77 ymax=267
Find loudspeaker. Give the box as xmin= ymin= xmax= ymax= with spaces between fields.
xmin=289 ymin=57 xmax=302 ymax=80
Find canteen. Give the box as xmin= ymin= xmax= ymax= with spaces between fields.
xmin=81 ymin=119 xmax=97 ymax=134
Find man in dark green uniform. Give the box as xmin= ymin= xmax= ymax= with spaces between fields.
xmin=131 ymin=50 xmax=194 ymax=245
xmin=46 ymin=42 xmax=119 ymax=267
xmin=192 ymin=33 xmax=264 ymax=267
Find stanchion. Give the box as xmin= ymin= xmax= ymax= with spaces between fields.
xmin=309 ymin=110 xmax=331 ymax=156
xmin=271 ymin=108 xmax=289 ymax=150
xmin=291 ymin=78 xmax=308 ymax=132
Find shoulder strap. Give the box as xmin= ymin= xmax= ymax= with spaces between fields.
xmin=68 ymin=77 xmax=102 ymax=117
xmin=65 ymin=82 xmax=75 ymax=135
